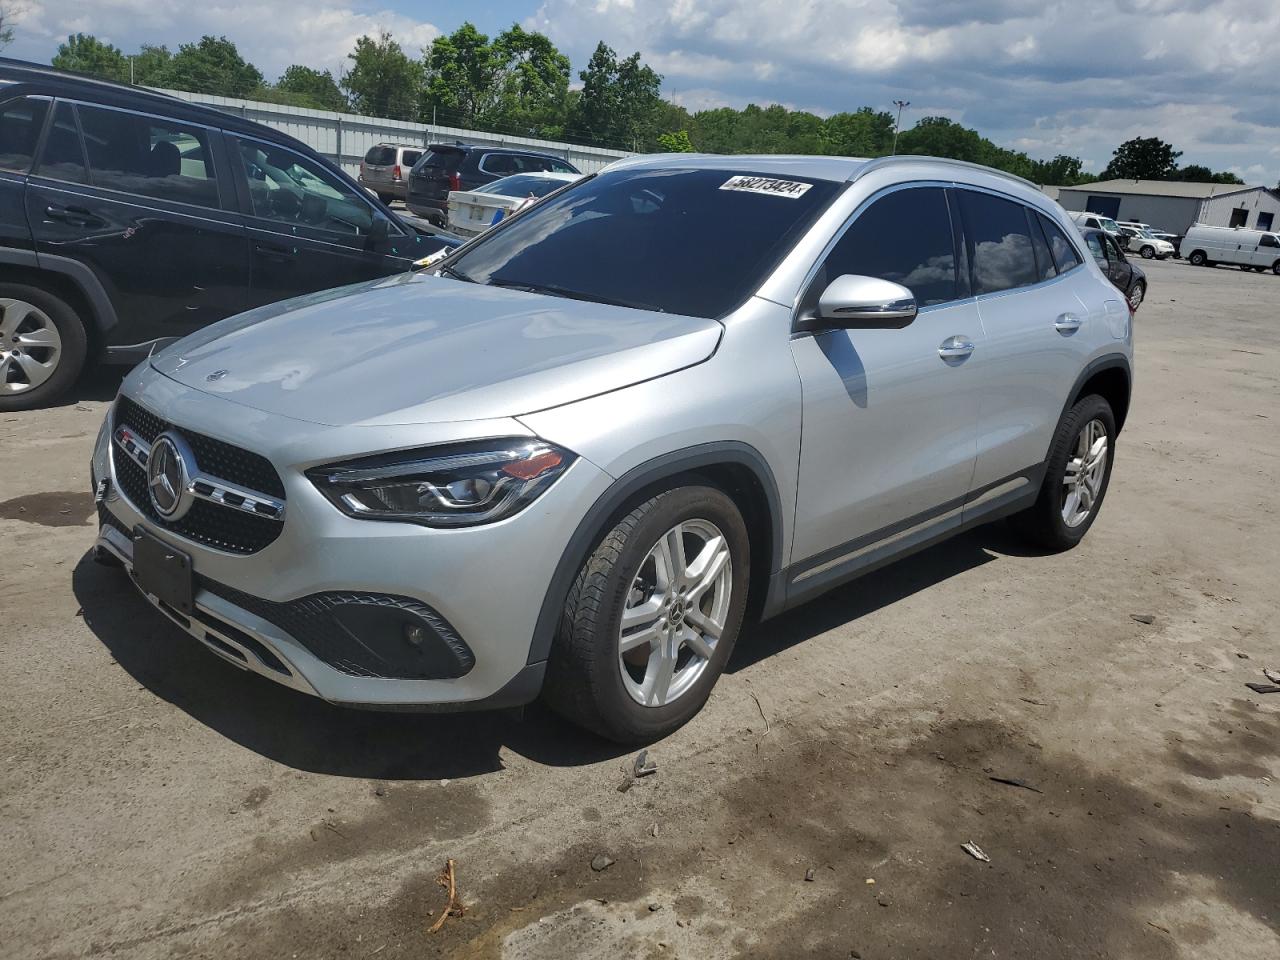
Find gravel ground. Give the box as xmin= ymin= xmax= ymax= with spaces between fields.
xmin=1 ymin=257 xmax=1278 ymax=960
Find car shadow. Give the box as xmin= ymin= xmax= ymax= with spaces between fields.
xmin=729 ymin=521 xmax=1039 ymax=673
xmin=72 ymin=520 xmax=1045 ymax=779
xmin=52 ymin=364 xmax=127 ymax=407
xmin=71 ymin=553 xmax=628 ymax=781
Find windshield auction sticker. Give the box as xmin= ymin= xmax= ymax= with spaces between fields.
xmin=719 ymin=175 xmax=813 ymax=198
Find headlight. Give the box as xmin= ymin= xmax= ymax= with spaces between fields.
xmin=308 ymin=439 xmax=575 ymax=527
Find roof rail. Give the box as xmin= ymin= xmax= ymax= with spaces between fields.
xmin=851 ymin=154 xmax=1041 ymax=191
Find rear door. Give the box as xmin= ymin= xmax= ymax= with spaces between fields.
xmin=24 ymin=99 xmax=250 ymax=353
xmin=229 ymin=133 xmax=415 ymax=308
xmin=961 ymin=190 xmax=1096 ymax=488
xmin=789 ymin=185 xmax=985 ymax=568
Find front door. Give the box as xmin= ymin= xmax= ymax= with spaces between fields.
xmin=24 ymin=100 xmax=250 ymax=354
xmin=789 ymin=185 xmax=984 ymax=573
xmin=230 ymin=134 xmax=418 ymax=309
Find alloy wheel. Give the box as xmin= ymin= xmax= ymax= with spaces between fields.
xmin=1128 ymin=282 xmax=1145 ymax=311
xmin=618 ymin=519 xmax=732 ymax=707
xmin=0 ymin=298 xmax=62 ymax=396
xmin=1062 ymin=418 xmax=1108 ymax=528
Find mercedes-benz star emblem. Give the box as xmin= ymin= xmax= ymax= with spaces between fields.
xmin=206 ymin=369 xmax=229 ymax=382
xmin=147 ymin=433 xmax=192 ymax=520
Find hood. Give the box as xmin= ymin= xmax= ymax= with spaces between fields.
xmin=149 ymin=273 xmax=722 ymax=427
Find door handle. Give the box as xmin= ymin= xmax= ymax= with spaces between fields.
xmin=938 ymin=335 xmax=975 ymax=362
xmin=254 ymin=241 xmax=296 ymax=262
xmin=1054 ymin=313 xmax=1084 ymax=333
xmin=45 ymin=204 xmax=104 ymax=228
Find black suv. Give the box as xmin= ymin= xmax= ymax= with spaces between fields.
xmin=406 ymin=143 xmax=580 ymax=224
xmin=1082 ymin=227 xmax=1147 ymax=312
xmin=0 ymin=59 xmax=455 ymax=410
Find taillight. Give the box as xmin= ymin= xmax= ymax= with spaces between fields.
xmin=393 ymin=164 xmax=402 ymax=181
xmin=449 ymin=172 xmax=461 ymax=191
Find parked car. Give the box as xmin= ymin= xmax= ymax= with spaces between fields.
xmin=0 ymin=60 xmax=456 ymax=410
xmin=358 ymin=143 xmax=423 ymax=203
xmin=93 ymin=154 xmax=1132 ymax=741
xmin=1181 ymin=223 xmax=1280 ymax=273
xmin=1069 ymin=211 xmax=1122 ymax=237
xmin=1117 ymin=220 xmax=1180 ymax=255
xmin=1115 ymin=225 xmax=1174 ymax=260
xmin=1082 ymin=227 xmax=1146 ymax=311
xmin=406 ymin=143 xmax=580 ymax=225
xmin=447 ymin=172 xmax=582 ymax=238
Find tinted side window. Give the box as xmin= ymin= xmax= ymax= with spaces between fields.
xmin=34 ymin=101 xmax=87 ymax=184
xmin=482 ymin=153 xmax=517 ymax=176
xmin=237 ymin=138 xmax=375 ymax=237
xmin=0 ymin=98 xmax=50 ymax=173
xmin=401 ymin=149 xmax=422 ymax=167
xmin=1027 ymin=210 xmax=1056 ymax=283
xmin=820 ymin=187 xmax=958 ymax=307
xmin=1039 ymin=214 xmax=1084 ymax=273
xmin=77 ymin=106 xmax=219 ymax=208
xmin=1261 ymin=234 xmax=1279 ymax=248
xmin=550 ymin=159 xmax=577 ymax=174
xmin=957 ymin=190 xmax=1037 ymax=295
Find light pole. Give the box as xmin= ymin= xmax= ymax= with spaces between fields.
xmin=892 ymin=99 xmax=910 ymax=155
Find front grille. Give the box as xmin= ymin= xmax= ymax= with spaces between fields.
xmin=113 ymin=398 xmax=285 ymax=554
xmin=198 ymin=577 xmax=475 ymax=680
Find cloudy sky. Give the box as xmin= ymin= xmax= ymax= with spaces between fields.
xmin=8 ymin=0 xmax=1280 ymax=184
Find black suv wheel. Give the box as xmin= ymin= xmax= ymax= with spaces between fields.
xmin=0 ymin=283 xmax=88 ymax=411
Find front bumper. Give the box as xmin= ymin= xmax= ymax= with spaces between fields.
xmin=91 ymin=375 xmax=611 ymax=709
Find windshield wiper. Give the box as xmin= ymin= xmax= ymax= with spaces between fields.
xmin=487 ymin=278 xmax=663 ymax=313
xmin=438 ymin=264 xmax=476 ymax=283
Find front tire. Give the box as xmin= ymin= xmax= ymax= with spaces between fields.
xmin=1140 ymin=245 xmax=1155 ymax=259
xmin=1010 ymin=395 xmax=1116 ymax=552
xmin=0 ymin=283 xmax=88 ymax=411
xmin=543 ymin=484 xmax=751 ymax=743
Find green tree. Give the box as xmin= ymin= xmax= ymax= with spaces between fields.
xmin=275 ymin=65 xmax=348 ymax=111
xmin=1101 ymin=137 xmax=1182 ymax=180
xmin=343 ymin=31 xmax=421 ymax=120
xmin=165 ymin=36 xmax=263 ymax=98
xmin=1 ymin=1 xmax=18 ymax=50
xmin=821 ymin=108 xmax=896 ymax=157
xmin=571 ymin=42 xmax=663 ymax=148
xmin=131 ymin=44 xmax=173 ymax=86
xmin=657 ymin=129 xmax=694 ymax=152
xmin=52 ymin=34 xmax=129 ymax=83
xmin=1028 ymin=154 xmax=1086 ymax=186
xmin=422 ymin=22 xmax=500 ymax=125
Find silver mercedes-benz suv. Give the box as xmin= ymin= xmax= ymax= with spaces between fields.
xmin=91 ymin=154 xmax=1133 ymax=742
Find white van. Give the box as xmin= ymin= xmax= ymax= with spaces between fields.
xmin=1069 ymin=211 xmax=1122 ymax=237
xmin=1182 ymin=224 xmax=1280 ymax=273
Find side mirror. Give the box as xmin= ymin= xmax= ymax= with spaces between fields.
xmin=366 ymin=215 xmax=391 ymax=250
xmin=798 ymin=275 xmax=917 ymax=332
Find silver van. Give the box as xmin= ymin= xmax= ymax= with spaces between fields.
xmin=93 ymin=154 xmax=1133 ymax=741
xmin=358 ymin=143 xmax=423 ymax=202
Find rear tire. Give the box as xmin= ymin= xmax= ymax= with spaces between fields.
xmin=1272 ymin=261 xmax=1280 ymax=276
xmin=1127 ymin=281 xmax=1145 ymax=311
xmin=1188 ymin=251 xmax=1207 ymax=266
xmin=0 ymin=283 xmax=88 ymax=412
xmin=542 ymin=484 xmax=751 ymax=743
xmin=1010 ymin=395 xmax=1116 ymax=552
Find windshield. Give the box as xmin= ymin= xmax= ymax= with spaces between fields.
xmin=483 ymin=173 xmax=577 ymax=199
xmin=445 ymin=168 xmax=840 ymax=318
xmin=1100 ymin=218 xmax=1120 ymax=233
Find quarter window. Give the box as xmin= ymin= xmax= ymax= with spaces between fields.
xmin=957 ymin=190 xmax=1037 ymax=295
xmin=819 ymin=187 xmax=959 ymax=307
xmin=1038 ymin=213 xmax=1084 ymax=274
xmin=0 ymin=98 xmax=50 ymax=173
xmin=34 ymin=101 xmax=87 ymax=184
xmin=1027 ymin=210 xmax=1056 ymax=283
xmin=77 ymin=105 xmax=219 ymax=208
xmin=237 ymin=139 xmax=376 ymax=237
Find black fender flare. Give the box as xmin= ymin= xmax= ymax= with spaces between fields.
xmin=0 ymin=249 xmax=118 ymax=333
xmin=1060 ymin=352 xmax=1132 ymax=435
xmin=527 ymin=441 xmax=786 ymax=666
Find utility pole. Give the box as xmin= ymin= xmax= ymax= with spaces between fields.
xmin=130 ymin=56 xmax=135 ymax=85
xmin=892 ymin=100 xmax=910 ymax=155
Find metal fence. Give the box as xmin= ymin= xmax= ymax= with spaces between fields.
xmin=156 ymin=89 xmax=634 ymax=176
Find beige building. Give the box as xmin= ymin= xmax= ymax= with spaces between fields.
xmin=1051 ymin=179 xmax=1280 ymax=235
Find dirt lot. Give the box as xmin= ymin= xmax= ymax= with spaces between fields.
xmin=2 ymin=258 xmax=1278 ymax=960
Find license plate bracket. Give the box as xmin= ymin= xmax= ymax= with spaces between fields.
xmin=133 ymin=527 xmax=194 ymax=615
